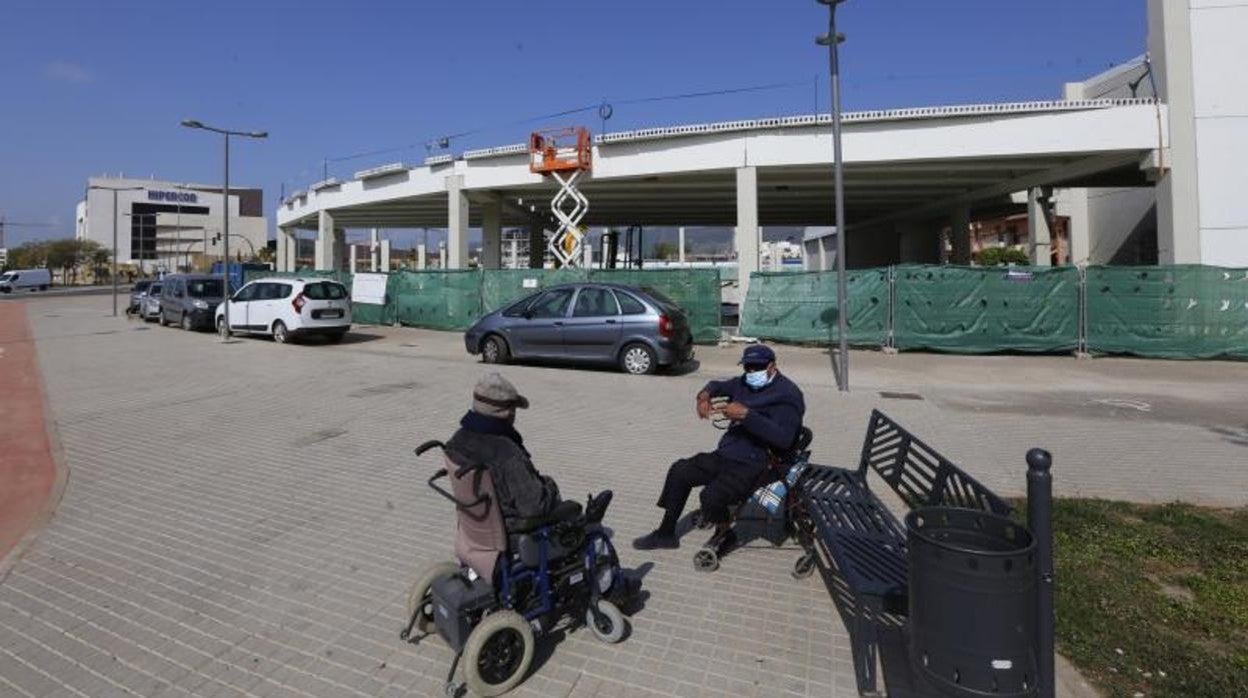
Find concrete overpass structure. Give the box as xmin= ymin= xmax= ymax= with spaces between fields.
xmin=276 ymin=98 xmax=1168 ymax=291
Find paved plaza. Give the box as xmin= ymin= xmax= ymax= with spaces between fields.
xmin=3 ymin=294 xmax=1247 ymax=697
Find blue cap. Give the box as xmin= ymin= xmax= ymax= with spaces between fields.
xmin=739 ymin=345 xmax=776 ymax=366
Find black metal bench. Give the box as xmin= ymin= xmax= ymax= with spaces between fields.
xmin=792 ymin=409 xmax=1012 ymax=696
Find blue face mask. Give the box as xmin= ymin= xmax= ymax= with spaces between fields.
xmin=744 ymin=368 xmax=772 ymax=390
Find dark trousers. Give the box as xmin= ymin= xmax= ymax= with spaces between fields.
xmin=656 ymin=452 xmax=763 ymax=531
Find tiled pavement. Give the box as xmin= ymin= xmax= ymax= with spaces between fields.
xmin=3 ymin=294 xmax=1247 ymax=697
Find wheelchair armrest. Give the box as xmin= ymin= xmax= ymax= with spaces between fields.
xmin=509 ymin=500 xmax=584 ymax=534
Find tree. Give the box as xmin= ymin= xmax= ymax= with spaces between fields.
xmin=653 ymin=242 xmax=678 ymax=261
xmin=975 ymin=246 xmax=1030 ymax=267
xmin=6 ymin=241 xmax=50 ymax=270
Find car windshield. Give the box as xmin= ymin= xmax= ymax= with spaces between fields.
xmin=187 ymin=279 xmax=224 ymax=298
xmin=134 ymin=281 xmax=151 ymax=292
xmin=303 ymin=281 xmax=347 ymax=300
xmin=0 ymin=273 xmax=11 ymax=282
xmin=149 ymin=284 xmax=162 ymax=295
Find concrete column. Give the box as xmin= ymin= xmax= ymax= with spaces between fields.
xmin=1028 ymin=187 xmax=1053 ymax=267
xmin=1148 ymin=0 xmax=1202 ymax=263
xmin=678 ymin=226 xmax=686 ymax=263
xmin=369 ymin=229 xmax=380 ymax=272
xmin=898 ymin=220 xmax=940 ymax=264
xmin=380 ymin=239 xmax=391 ymax=272
xmin=510 ymin=238 xmax=519 ymax=269
xmin=1060 ymin=189 xmax=1091 ymax=265
xmin=949 ymin=206 xmax=972 ymax=265
xmin=438 ymin=241 xmax=447 ymax=269
xmin=315 ymin=210 xmax=339 ymax=270
xmin=446 ymin=175 xmax=470 ymax=268
xmin=735 ymin=166 xmax=760 ymax=297
xmin=528 ymin=224 xmax=544 ymax=269
xmin=481 ymin=196 xmax=503 ymax=270
xmin=583 ymin=238 xmax=593 ymax=268
xmin=349 ymin=244 xmax=358 ymax=273
xmin=276 ymin=226 xmax=293 ymax=272
xmin=333 ymin=229 xmax=346 ymax=270
xmin=417 ymin=244 xmax=427 ymax=270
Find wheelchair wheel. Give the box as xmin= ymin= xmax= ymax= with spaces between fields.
xmin=585 ymin=599 xmax=626 ymax=644
xmin=693 ymin=548 xmax=719 ymax=573
xmin=462 ymin=610 xmax=534 ymax=697
xmin=792 ymin=553 xmax=816 ymax=580
xmin=403 ymin=561 xmax=459 ymax=640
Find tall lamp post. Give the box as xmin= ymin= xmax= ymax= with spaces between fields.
xmin=817 ymin=0 xmax=850 ymax=392
xmin=86 ymin=184 xmax=144 ymax=316
xmin=180 ymin=119 xmax=267 ymax=338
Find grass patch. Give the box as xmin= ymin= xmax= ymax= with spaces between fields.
xmin=1048 ymin=499 xmax=1248 ymax=697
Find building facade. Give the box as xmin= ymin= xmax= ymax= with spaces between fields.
xmin=76 ymin=177 xmax=267 ymax=272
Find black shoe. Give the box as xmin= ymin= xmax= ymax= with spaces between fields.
xmin=632 ymin=530 xmax=680 ymax=551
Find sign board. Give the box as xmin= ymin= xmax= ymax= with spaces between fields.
xmin=147 ymin=190 xmax=198 ymax=204
xmin=522 ymin=278 xmax=539 ymax=289
xmin=352 ymin=272 xmax=388 ymax=305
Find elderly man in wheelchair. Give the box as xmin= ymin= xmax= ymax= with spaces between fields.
xmin=404 ymin=374 xmax=631 ymax=697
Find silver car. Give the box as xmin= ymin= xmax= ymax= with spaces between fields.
xmin=464 ymin=283 xmax=694 ymax=375
xmin=140 ymin=282 xmax=163 ymax=321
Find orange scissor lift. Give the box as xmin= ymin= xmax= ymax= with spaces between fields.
xmin=528 ymin=127 xmax=592 ymax=267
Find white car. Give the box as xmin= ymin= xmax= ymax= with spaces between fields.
xmin=216 ymin=277 xmax=352 ymax=344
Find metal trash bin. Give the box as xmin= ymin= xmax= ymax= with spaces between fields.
xmin=906 ymin=506 xmax=1037 ymax=697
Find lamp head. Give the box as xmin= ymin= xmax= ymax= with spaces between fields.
xmin=181 ymin=119 xmax=204 ymax=129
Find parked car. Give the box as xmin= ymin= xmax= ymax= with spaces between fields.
xmin=464 ymin=283 xmax=694 ymax=375
xmin=128 ymin=280 xmax=153 ymax=314
xmin=140 ymin=282 xmax=163 ymax=321
xmin=216 ymin=277 xmax=352 ymax=344
xmin=159 ymin=274 xmax=227 ymax=331
xmin=0 ymin=268 xmax=52 ymax=293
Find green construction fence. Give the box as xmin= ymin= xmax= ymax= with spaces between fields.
xmin=244 ymin=267 xmax=723 ymax=344
xmin=739 ymin=264 xmax=1248 ymax=360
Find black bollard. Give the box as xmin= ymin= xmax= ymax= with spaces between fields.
xmin=1026 ymin=448 xmax=1054 ymax=698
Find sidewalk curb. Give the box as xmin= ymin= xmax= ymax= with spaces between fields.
xmin=0 ymin=302 xmax=69 ymax=584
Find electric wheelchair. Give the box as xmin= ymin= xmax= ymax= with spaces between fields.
xmin=690 ymin=425 xmax=814 ymax=572
xmin=403 ymin=440 xmax=630 ymax=696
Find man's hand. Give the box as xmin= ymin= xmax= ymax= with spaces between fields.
xmin=696 ymin=391 xmax=712 ymax=419
xmin=720 ymin=402 xmax=750 ymax=422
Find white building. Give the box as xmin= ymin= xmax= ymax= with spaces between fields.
xmin=1059 ymin=0 xmax=1248 ymax=265
xmin=76 ymin=176 xmax=268 ymax=272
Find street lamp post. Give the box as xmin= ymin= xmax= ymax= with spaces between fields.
xmin=87 ymin=184 xmax=144 ymax=316
xmin=817 ymin=0 xmax=850 ymax=392
xmin=180 ymin=120 xmax=267 ymax=338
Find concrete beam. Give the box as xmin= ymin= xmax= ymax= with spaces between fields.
xmin=735 ymin=166 xmax=759 ymax=296
xmin=446 ymin=175 xmax=469 ymax=269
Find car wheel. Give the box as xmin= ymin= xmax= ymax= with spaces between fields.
xmin=181 ymin=313 xmax=193 ymax=331
xmin=272 ymin=321 xmax=290 ymax=344
xmin=620 ymin=343 xmax=657 ymax=375
xmin=482 ymin=335 xmax=510 ymax=364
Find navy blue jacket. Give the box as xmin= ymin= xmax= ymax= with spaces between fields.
xmin=702 ymin=372 xmax=805 ymax=468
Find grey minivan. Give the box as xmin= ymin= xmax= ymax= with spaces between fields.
xmin=159 ymin=274 xmax=227 ymax=331
xmin=464 ymin=283 xmax=694 ymax=375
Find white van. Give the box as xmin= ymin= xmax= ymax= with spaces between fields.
xmin=0 ymin=269 xmax=52 ymax=293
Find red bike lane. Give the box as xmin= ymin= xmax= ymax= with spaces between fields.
xmin=0 ymin=302 xmax=60 ymax=576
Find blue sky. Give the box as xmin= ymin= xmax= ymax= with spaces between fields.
xmin=1 ymin=0 xmax=1146 ymax=246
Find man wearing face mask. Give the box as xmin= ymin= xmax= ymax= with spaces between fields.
xmin=446 ymin=372 xmax=561 ymax=530
xmin=633 ymin=345 xmax=805 ymax=551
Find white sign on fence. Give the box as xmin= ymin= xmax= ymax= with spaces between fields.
xmin=352 ymin=273 xmax=388 ymax=305
xmin=522 ymin=278 xmax=539 ymax=289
